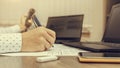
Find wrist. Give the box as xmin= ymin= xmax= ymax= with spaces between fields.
xmin=21 ymin=32 xmax=27 ymax=51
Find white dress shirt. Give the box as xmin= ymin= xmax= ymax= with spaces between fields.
xmin=0 ymin=25 xmax=22 ymax=53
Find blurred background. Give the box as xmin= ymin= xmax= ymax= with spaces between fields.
xmin=0 ymin=0 xmax=118 ymax=42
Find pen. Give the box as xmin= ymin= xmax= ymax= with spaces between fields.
xmin=33 ymin=15 xmax=42 ymax=27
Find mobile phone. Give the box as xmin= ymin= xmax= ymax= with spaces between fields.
xmin=78 ymin=52 xmax=120 ymax=63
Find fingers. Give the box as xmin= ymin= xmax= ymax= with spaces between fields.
xmin=41 ymin=37 xmax=51 ymax=50
xmin=37 ymin=37 xmax=51 ymax=51
xmin=44 ymin=28 xmax=56 ymax=44
xmin=38 ymin=27 xmax=56 ymax=44
xmin=44 ymin=28 xmax=56 ymax=38
xmin=42 ymin=31 xmax=55 ymax=44
xmin=36 ymin=27 xmax=55 ymax=50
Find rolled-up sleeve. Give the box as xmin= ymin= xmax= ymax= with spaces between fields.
xmin=0 ymin=25 xmax=22 ymax=53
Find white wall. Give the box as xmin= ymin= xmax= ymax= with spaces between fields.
xmin=0 ymin=0 xmax=106 ymax=41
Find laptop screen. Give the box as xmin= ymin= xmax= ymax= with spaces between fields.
xmin=103 ymin=4 xmax=120 ymax=43
xmin=46 ymin=15 xmax=84 ymax=42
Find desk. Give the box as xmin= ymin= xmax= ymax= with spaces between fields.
xmin=0 ymin=56 xmax=120 ymax=68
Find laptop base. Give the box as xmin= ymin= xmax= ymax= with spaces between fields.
xmin=61 ymin=42 xmax=120 ymax=52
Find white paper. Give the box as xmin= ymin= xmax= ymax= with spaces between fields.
xmin=1 ymin=44 xmax=87 ymax=56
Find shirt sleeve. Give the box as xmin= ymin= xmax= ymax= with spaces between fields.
xmin=0 ymin=25 xmax=21 ymax=33
xmin=0 ymin=33 xmax=22 ymax=53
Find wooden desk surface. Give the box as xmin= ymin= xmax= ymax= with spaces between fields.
xmin=0 ymin=56 xmax=120 ymax=68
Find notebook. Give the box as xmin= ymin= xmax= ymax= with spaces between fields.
xmin=46 ymin=3 xmax=120 ymax=52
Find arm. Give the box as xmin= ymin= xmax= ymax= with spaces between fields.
xmin=0 ymin=14 xmax=55 ymax=53
xmin=0 ymin=27 xmax=56 ymax=53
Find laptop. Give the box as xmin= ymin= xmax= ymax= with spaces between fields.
xmin=46 ymin=15 xmax=84 ymax=43
xmin=47 ymin=3 xmax=120 ymax=52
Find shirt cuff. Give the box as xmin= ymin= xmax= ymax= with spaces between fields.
xmin=6 ymin=25 xmax=21 ymax=33
xmin=0 ymin=25 xmax=21 ymax=33
xmin=0 ymin=33 xmax=22 ymax=53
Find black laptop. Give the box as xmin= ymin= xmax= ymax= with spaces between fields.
xmin=46 ymin=3 xmax=120 ymax=52
xmin=46 ymin=15 xmax=84 ymax=43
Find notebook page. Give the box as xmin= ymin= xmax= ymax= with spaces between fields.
xmin=1 ymin=44 xmax=87 ymax=56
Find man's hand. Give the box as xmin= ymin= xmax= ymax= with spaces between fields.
xmin=21 ymin=27 xmax=56 ymax=52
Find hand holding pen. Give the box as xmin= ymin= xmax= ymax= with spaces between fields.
xmin=32 ymin=12 xmax=55 ymax=47
xmin=22 ymin=26 xmax=56 ymax=52
xmin=21 ymin=8 xmax=55 ymax=52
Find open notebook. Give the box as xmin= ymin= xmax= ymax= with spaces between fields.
xmin=1 ymin=44 xmax=87 ymax=56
